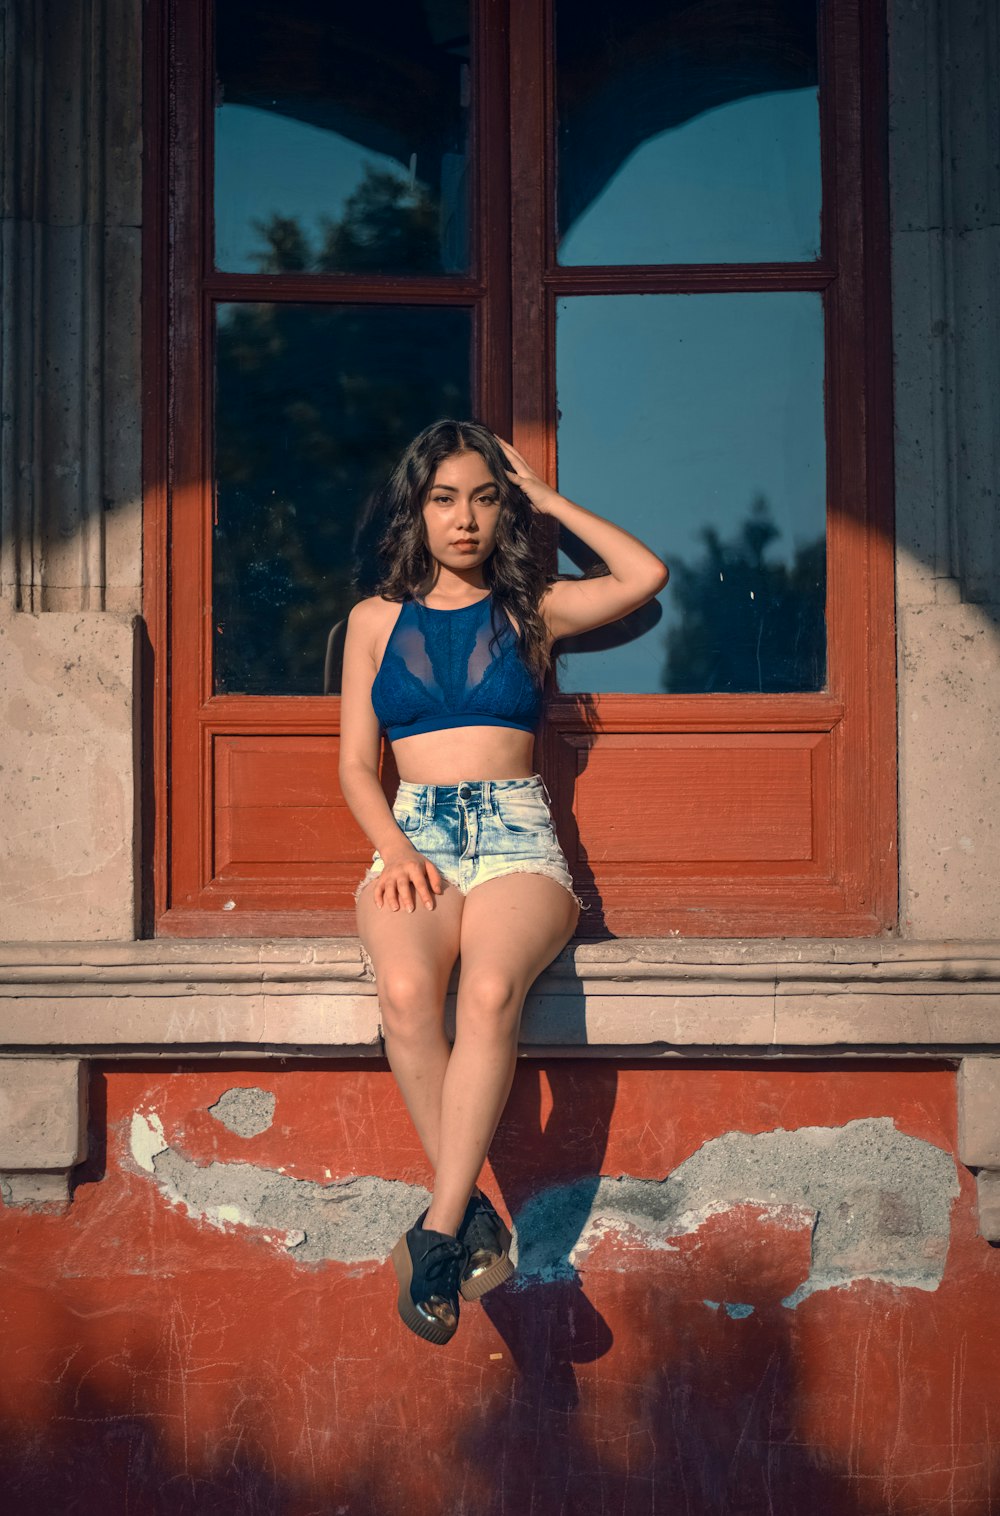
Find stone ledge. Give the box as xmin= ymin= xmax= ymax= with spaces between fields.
xmin=0 ymin=938 xmax=998 ymax=1055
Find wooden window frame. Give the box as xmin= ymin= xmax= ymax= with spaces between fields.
xmin=142 ymin=0 xmax=897 ymax=940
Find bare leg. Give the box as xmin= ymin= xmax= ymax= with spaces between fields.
xmin=422 ymin=873 xmax=579 ymax=1235
xmin=356 ymin=879 xmax=464 ymax=1169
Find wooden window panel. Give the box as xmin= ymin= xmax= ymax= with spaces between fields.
xmin=516 ymin=0 xmax=896 ymax=936
xmin=144 ymin=0 xmax=896 ymax=939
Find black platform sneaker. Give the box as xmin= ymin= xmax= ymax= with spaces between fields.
xmin=457 ymin=1188 xmax=516 ymax=1301
xmin=390 ymin=1209 xmax=471 ymax=1345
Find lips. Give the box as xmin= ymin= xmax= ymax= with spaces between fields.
xmin=452 ymin=541 xmax=478 ymax=550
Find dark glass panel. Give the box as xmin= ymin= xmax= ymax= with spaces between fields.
xmin=214 ymin=1 xmax=471 ymax=274
xmin=555 ymin=0 xmax=820 ymax=265
xmin=212 ymin=302 xmax=472 ymax=695
xmin=555 ymin=292 xmax=826 ymax=693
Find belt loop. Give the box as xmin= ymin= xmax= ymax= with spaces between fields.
xmin=537 ymin=773 xmax=553 ymax=807
xmin=425 ymin=784 xmax=435 ymax=820
xmin=486 ymin=778 xmax=495 ymax=815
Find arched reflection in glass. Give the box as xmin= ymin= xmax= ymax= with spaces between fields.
xmin=554 ymin=291 xmax=826 ymax=694
xmin=214 ymin=1 xmax=471 ymax=275
xmin=555 ymin=0 xmax=821 ymax=265
xmin=212 ymin=302 xmax=472 ymax=696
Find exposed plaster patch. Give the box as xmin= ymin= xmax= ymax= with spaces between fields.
xmin=513 ymin=1119 xmax=959 ymax=1306
xmin=129 ymin=1111 xmax=168 ymax=1174
xmin=127 ymin=1113 xmax=959 ymax=1299
xmin=141 ymin=1131 xmax=428 ymax=1264
xmin=208 ymin=1086 xmax=276 ymax=1138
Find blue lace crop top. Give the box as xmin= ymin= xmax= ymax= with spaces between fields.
xmin=370 ymin=592 xmax=544 ymax=742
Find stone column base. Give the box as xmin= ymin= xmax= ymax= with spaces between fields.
xmin=0 ymin=1058 xmax=87 ymax=1208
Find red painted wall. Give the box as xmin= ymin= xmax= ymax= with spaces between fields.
xmin=1 ymin=1060 xmax=998 ymax=1514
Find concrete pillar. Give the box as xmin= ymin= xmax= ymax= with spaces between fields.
xmin=890 ymin=0 xmax=1000 ymax=937
xmin=1 ymin=0 xmax=143 ymax=614
xmin=0 ymin=0 xmax=143 ymax=938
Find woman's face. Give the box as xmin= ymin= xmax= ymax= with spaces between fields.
xmin=421 ymin=449 xmax=501 ymax=572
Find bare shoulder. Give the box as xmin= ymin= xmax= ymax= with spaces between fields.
xmin=346 ymin=595 xmax=402 ymax=662
xmin=348 ymin=594 xmax=400 ymax=631
xmin=348 ymin=594 xmax=388 ymax=620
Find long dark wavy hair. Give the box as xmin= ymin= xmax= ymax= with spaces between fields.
xmin=354 ymin=418 xmax=554 ymax=684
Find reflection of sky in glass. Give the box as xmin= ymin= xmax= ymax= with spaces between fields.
xmin=559 ymin=88 xmax=820 ymax=265
xmin=555 ymin=291 xmax=826 ymax=692
xmin=215 ymin=105 xmax=419 ymax=271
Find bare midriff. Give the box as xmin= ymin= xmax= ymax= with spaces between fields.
xmin=390 ymin=725 xmax=537 ymax=785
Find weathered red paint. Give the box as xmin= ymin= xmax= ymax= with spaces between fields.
xmin=1 ymin=1060 xmax=998 ymax=1514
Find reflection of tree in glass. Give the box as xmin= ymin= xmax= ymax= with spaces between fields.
xmin=213 ymin=175 xmax=469 ymax=696
xmin=660 ymin=495 xmax=825 ymax=693
xmin=247 ymin=164 xmax=440 ymax=276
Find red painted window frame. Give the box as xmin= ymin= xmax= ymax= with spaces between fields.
xmin=141 ymin=0 xmax=897 ymax=939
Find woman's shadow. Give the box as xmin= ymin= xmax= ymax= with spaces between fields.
xmin=478 ymin=1059 xmax=617 ymax=1408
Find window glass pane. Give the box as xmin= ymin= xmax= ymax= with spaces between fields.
xmin=555 ymin=0 xmax=820 ymax=265
xmin=212 ymin=302 xmax=472 ymax=695
xmin=555 ymin=292 xmax=826 ymax=693
xmin=214 ymin=1 xmax=471 ymax=274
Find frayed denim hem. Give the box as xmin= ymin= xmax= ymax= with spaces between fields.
xmin=352 ymin=858 xmax=587 ymax=986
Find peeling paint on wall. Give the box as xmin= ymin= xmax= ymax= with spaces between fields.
xmin=130 ymin=1111 xmax=958 ymax=1306
xmin=6 ymin=1065 xmax=994 ymax=1514
xmin=130 ymin=1111 xmax=429 ymax=1262
xmin=207 ymin=1086 xmax=276 ymax=1138
xmin=515 ymin=1118 xmax=960 ymax=1305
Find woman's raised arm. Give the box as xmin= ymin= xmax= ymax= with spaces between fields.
xmin=494 ymin=434 xmax=669 ymax=642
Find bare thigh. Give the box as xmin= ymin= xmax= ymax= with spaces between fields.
xmin=356 ymin=877 xmax=465 ymax=1003
xmin=457 ymin=873 xmax=579 ymax=1005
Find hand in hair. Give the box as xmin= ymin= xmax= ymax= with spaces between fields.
xmin=492 ymin=434 xmax=557 ymax=515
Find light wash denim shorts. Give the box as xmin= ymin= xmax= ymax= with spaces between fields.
xmin=354 ymin=773 xmax=587 ymax=981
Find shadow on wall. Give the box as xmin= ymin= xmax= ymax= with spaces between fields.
xmin=4 ymin=1283 xmax=1000 ymax=1515
xmin=0 ymin=1060 xmax=996 ymax=1512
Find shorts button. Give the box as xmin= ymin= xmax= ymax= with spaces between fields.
xmin=458 ymin=783 xmax=472 ymax=800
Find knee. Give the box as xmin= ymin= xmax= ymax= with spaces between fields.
xmin=378 ymin=967 xmax=444 ymax=1043
xmin=458 ymin=967 xmax=523 ymax=1033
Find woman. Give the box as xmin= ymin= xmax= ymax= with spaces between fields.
xmin=339 ymin=419 xmax=668 ymax=1345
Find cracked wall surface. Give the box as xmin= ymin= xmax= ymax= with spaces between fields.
xmin=130 ymin=1109 xmax=959 ymax=1307
xmin=515 ymin=1118 xmax=958 ymax=1304
xmin=2 ymin=1061 xmax=997 ymax=1516
xmin=208 ymin=1086 xmax=276 ymax=1138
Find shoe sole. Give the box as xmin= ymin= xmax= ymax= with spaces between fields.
xmin=390 ymin=1234 xmax=459 ymax=1345
xmin=459 ymin=1216 xmax=516 ymax=1301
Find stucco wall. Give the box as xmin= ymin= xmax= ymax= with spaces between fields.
xmin=2 ymin=1060 xmax=998 ymax=1513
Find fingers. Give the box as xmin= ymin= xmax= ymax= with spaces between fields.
xmin=373 ymin=859 xmax=441 ymax=912
xmin=494 ymin=433 xmax=522 ymax=466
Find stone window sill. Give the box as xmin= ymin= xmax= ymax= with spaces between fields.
xmin=1 ymin=939 xmax=998 ymax=1236
xmin=0 ymin=937 xmax=998 ymax=1057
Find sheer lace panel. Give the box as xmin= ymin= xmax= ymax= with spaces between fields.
xmin=370 ymin=593 xmax=543 ymax=740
